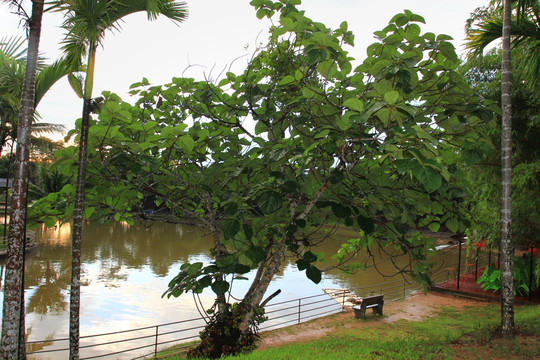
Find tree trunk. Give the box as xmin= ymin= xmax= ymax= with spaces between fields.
xmin=239 ymin=242 xmax=288 ymax=333
xmin=69 ymin=41 xmax=96 ymax=359
xmin=0 ymin=1 xmax=44 ymax=358
xmin=69 ymin=97 xmax=91 ymax=360
xmin=500 ymin=0 xmax=515 ymax=338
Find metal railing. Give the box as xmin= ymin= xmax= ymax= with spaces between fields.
xmin=26 ymin=247 xmax=491 ymax=360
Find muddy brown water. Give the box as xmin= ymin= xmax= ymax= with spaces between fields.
xmin=0 ymin=221 xmax=469 ymax=359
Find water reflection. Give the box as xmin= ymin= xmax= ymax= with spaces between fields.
xmin=0 ymin=221 xmax=466 ymax=359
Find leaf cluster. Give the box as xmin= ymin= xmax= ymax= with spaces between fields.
xmin=33 ymin=1 xmax=495 ymax=299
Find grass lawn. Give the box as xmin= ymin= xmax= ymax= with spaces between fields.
xmin=156 ymin=299 xmax=540 ymax=360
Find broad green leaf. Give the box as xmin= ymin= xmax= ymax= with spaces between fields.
xmin=278 ymin=75 xmax=295 ymax=86
xmin=331 ymin=203 xmax=351 ymax=218
xmin=438 ymin=41 xmax=457 ymax=63
xmin=404 ymin=24 xmax=421 ymax=40
xmin=221 ymin=219 xmax=241 ymax=238
xmin=445 ymin=218 xmax=459 ymax=233
xmin=281 ymin=180 xmax=300 ymax=194
xmin=412 ymin=166 xmax=442 ymax=193
xmin=234 ymin=264 xmax=251 ymax=274
xmin=296 ymin=259 xmax=309 ymax=271
xmin=198 ymin=275 xmax=212 ymax=288
xmin=306 ymin=266 xmax=322 ymax=284
xmin=246 ymin=246 xmax=265 ymax=263
xmin=396 ymin=159 xmax=417 ymax=174
xmin=428 ymin=222 xmax=440 ymax=233
xmin=383 ymin=91 xmax=400 ymax=105
xmin=306 ymin=48 xmax=327 ymax=65
xmin=303 ymin=251 xmax=318 ymax=263
xmin=431 ymin=202 xmax=444 ymax=215
xmin=336 ymin=112 xmax=352 ymax=130
xmin=314 ymin=129 xmax=330 ymax=139
xmin=243 ymin=224 xmax=253 ymax=240
xmin=343 ymin=98 xmax=364 ymax=112
xmin=211 ymin=280 xmax=230 ymax=295
xmin=188 ymin=262 xmax=203 ymax=276
xmin=357 ymin=215 xmax=375 ymax=234
xmin=257 ymin=191 xmax=283 ymax=215
xmin=179 ymin=135 xmax=195 ymax=152
xmin=83 ymin=206 xmax=95 ymax=219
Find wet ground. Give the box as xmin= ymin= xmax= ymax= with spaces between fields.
xmin=259 ymin=269 xmax=540 ymax=349
xmin=259 ymin=292 xmax=490 ymax=349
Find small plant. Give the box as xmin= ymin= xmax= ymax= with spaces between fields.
xmin=477 ymin=253 xmax=538 ymax=295
xmin=186 ymin=302 xmax=267 ymax=359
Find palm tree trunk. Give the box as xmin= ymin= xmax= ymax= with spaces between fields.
xmin=500 ymin=0 xmax=515 ymax=338
xmin=69 ymin=41 xmax=96 ymax=360
xmin=69 ymin=100 xmax=90 ymax=360
xmin=0 ymin=1 xmax=44 ymax=358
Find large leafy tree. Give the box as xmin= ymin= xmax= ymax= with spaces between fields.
xmin=465 ymin=0 xmax=539 ymax=337
xmin=32 ymin=0 xmax=494 ymax=357
xmin=1 ymin=1 xmax=45 ymax=358
xmin=50 ymin=1 xmax=188 ymax=358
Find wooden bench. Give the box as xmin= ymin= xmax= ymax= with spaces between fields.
xmin=352 ymin=294 xmax=384 ymax=319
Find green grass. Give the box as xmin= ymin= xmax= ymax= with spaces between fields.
xmin=154 ymin=303 xmax=540 ymax=360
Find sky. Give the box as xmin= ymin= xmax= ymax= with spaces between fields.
xmin=1 ymin=0 xmax=488 ymax=139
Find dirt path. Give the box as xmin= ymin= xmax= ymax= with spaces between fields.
xmin=258 ymin=292 xmax=489 ymax=349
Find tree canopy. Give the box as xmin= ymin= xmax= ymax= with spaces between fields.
xmin=30 ymin=0 xmax=496 ymax=357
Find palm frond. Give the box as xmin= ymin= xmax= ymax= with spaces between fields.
xmin=1 ymin=1 xmax=30 ymax=21
xmin=0 ymin=35 xmax=26 ymax=59
xmin=116 ymin=0 xmax=188 ymax=22
xmin=52 ymin=0 xmax=188 ymax=67
xmin=0 ymin=52 xmax=25 ymax=96
xmin=465 ymin=15 xmax=505 ymax=56
xmin=31 ymin=122 xmax=66 ymax=134
xmin=35 ymin=57 xmax=80 ymax=106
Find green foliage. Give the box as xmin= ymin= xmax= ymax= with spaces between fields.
xmin=33 ymin=2 xmax=494 ymax=350
xmin=477 ymin=253 xmax=539 ymax=295
xmin=461 ymin=48 xmax=540 ymax=247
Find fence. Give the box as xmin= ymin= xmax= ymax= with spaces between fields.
xmin=26 ymin=245 xmax=491 ymax=360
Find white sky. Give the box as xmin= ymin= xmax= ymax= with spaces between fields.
xmin=1 ymin=0 xmax=487 ymax=137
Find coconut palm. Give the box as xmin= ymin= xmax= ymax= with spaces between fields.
xmin=1 ymin=1 xmax=45 ymax=358
xmin=51 ymin=1 xmax=188 ymax=357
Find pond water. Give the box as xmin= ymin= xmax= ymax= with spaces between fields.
xmin=0 ymin=220 xmax=464 ymax=359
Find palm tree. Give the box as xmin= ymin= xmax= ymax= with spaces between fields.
xmin=51 ymin=1 xmax=188 ymax=357
xmin=466 ymin=1 xmax=540 ymax=88
xmin=500 ymin=0 xmax=515 ymax=337
xmin=1 ymin=1 xmax=45 ymax=358
xmin=465 ymin=0 xmax=538 ymax=337
xmin=0 ymin=36 xmax=71 ymax=155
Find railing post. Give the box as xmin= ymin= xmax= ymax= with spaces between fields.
xmin=298 ymin=299 xmax=301 ymax=324
xmin=457 ymin=240 xmax=462 ymax=290
xmin=154 ymin=325 xmax=159 ymax=357
xmin=475 ymin=247 xmax=479 ymax=281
